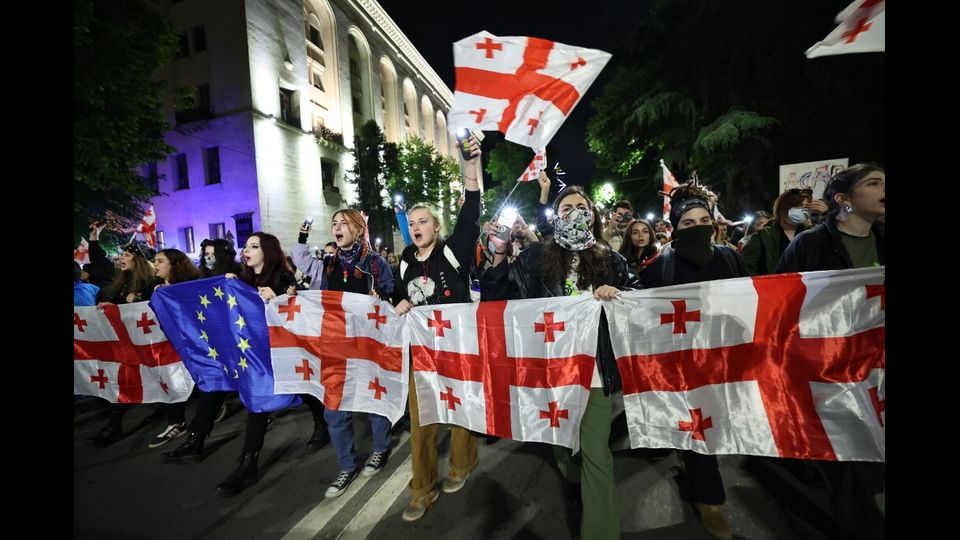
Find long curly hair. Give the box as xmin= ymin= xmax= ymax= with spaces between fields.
xmin=159 ymin=248 xmax=200 ymax=284
xmin=619 ymin=219 xmax=658 ymax=267
xmin=239 ymin=232 xmax=288 ymax=288
xmin=539 ymin=185 xmax=610 ymax=290
xmin=325 ymin=209 xmax=371 ymax=280
xmin=109 ymin=254 xmax=156 ymax=302
xmin=198 ymin=238 xmax=239 ymax=277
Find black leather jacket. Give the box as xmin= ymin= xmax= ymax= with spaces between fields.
xmin=480 ymin=242 xmax=640 ymax=395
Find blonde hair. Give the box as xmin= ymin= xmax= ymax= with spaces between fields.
xmin=407 ymin=204 xmax=445 ymax=238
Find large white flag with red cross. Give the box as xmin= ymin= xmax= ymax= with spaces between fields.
xmin=449 ymin=30 xmax=611 ymax=150
xmin=408 ymin=295 xmax=600 ymax=452
xmin=606 ymin=267 xmax=885 ymax=462
xmin=806 ymin=0 xmax=885 ymax=58
xmin=267 ymin=291 xmax=408 ymax=424
xmin=73 ymin=302 xmax=194 ymax=403
xmin=74 ymin=238 xmax=91 ymax=265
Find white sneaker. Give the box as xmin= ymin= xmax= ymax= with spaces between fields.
xmin=148 ymin=423 xmax=187 ymax=448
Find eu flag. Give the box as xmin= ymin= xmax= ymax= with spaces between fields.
xmin=150 ymin=276 xmax=301 ymax=413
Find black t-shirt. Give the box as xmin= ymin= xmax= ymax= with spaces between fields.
xmin=640 ymin=246 xmax=748 ymax=288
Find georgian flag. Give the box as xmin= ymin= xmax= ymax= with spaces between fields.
xmin=136 ymin=206 xmax=158 ymax=249
xmin=606 ymin=267 xmax=885 ymax=462
xmin=267 ymin=291 xmax=408 ymax=424
xmin=74 ymin=302 xmax=194 ymax=403
xmin=74 ymin=238 xmax=90 ymax=265
xmin=408 ymin=295 xmax=600 ymax=452
xmin=806 ymin=0 xmax=885 ymax=58
xmin=449 ymin=30 xmax=611 ymax=150
xmin=660 ymin=159 xmax=680 ymax=222
xmin=517 ymin=149 xmax=548 ymax=182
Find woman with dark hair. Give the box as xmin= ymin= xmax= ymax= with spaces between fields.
xmin=776 ymin=164 xmax=885 ymax=539
xmin=147 ymin=249 xmax=201 ymax=449
xmin=742 ymin=189 xmax=814 ymax=276
xmin=293 ymin=208 xmax=395 ymax=498
xmin=392 ymin=135 xmax=482 ymax=523
xmin=198 ymin=238 xmax=241 ymax=278
xmin=618 ymin=218 xmax=659 ymax=275
xmin=88 ymin=240 xmax=163 ymax=445
xmin=638 ymin=180 xmax=748 ymax=540
xmin=482 ymin=185 xmax=639 ymax=540
xmin=211 ymin=232 xmax=300 ymax=495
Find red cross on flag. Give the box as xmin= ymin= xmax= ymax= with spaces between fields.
xmin=449 ymin=30 xmax=611 ymax=150
xmin=267 ymin=291 xmax=408 ymax=424
xmin=660 ymin=159 xmax=680 ymax=222
xmin=408 ymin=295 xmax=600 ymax=452
xmin=74 ymin=238 xmax=90 ymax=265
xmin=517 ymin=149 xmax=548 ymax=182
xmin=73 ymin=302 xmax=194 ymax=403
xmin=136 ymin=206 xmax=158 ymax=249
xmin=806 ymin=0 xmax=885 ymax=58
xmin=607 ymin=267 xmax=885 ymax=462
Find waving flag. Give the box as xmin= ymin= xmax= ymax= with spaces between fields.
xmin=517 ymin=149 xmax=548 ymax=182
xmin=74 ymin=302 xmax=194 ymax=403
xmin=806 ymin=0 xmax=885 ymax=58
xmin=606 ymin=267 xmax=885 ymax=462
xmin=150 ymin=277 xmax=301 ymax=413
xmin=136 ymin=206 xmax=158 ymax=249
xmin=449 ymin=30 xmax=611 ymax=150
xmin=74 ymin=238 xmax=90 ymax=265
xmin=660 ymin=159 xmax=680 ymax=221
xmin=267 ymin=291 xmax=408 ymax=424
xmin=408 ymin=295 xmax=600 ymax=451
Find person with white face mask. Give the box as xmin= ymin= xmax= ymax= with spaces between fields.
xmin=742 ymin=189 xmax=818 ymax=276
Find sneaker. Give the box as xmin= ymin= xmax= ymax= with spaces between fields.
xmin=401 ymin=486 xmax=440 ymax=522
xmin=442 ymin=471 xmax=470 ymax=494
xmin=362 ymin=451 xmax=388 ymax=476
xmin=324 ymin=469 xmax=358 ymax=498
xmin=306 ymin=427 xmax=330 ymax=452
xmin=148 ymin=422 xmax=188 ymax=448
xmin=214 ymin=401 xmax=228 ymax=423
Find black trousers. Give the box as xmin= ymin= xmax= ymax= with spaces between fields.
xmin=821 ymin=460 xmax=885 ymax=539
xmin=187 ymin=391 xmax=228 ymax=437
xmin=242 ymin=394 xmax=326 ymax=453
xmin=682 ymin=451 xmax=726 ymax=505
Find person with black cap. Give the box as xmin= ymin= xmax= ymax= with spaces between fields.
xmin=198 ymin=237 xmax=241 ymax=278
xmin=88 ymin=238 xmax=163 ymax=445
xmin=775 ymin=164 xmax=885 ymax=540
xmin=637 ymin=180 xmax=747 ymax=540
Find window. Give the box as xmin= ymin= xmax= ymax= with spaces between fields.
xmin=312 ymin=69 xmax=324 ymax=91
xmin=175 ymin=84 xmax=211 ymax=125
xmin=321 ymin=160 xmax=338 ymax=192
xmin=174 ymin=153 xmax=189 ymax=190
xmin=182 ymin=227 xmax=195 ymax=254
xmin=204 ymin=146 xmax=221 ymax=184
xmin=156 ymin=230 xmax=165 ymax=250
xmin=209 ymin=223 xmax=225 ymax=240
xmin=352 ymin=96 xmax=361 ymax=113
xmin=309 ymin=26 xmax=323 ymax=49
xmin=233 ymin=213 xmax=254 ymax=249
xmin=175 ymin=32 xmax=189 ymax=59
xmin=192 ymin=26 xmax=206 ymax=53
xmin=350 ymin=60 xmax=359 ymax=77
xmin=279 ymin=88 xmax=300 ymax=126
xmin=144 ymin=162 xmax=159 ymax=193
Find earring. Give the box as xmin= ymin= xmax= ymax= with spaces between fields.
xmin=843 ymin=204 xmax=854 ymax=213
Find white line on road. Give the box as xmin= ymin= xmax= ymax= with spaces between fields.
xmin=281 ymin=432 xmax=411 ymax=540
xmin=336 ymin=453 xmax=413 ymax=539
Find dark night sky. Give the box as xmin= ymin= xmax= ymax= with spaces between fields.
xmin=379 ymin=0 xmax=649 ymax=186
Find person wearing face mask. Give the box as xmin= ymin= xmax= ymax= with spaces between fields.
xmin=481 ymin=185 xmax=639 ymax=540
xmin=293 ymin=208 xmax=395 ymax=499
xmin=637 ymin=181 xmax=747 ymax=540
xmin=198 ymin=238 xmax=241 ymax=279
xmin=741 ymin=189 xmax=814 ymax=276
xmin=392 ymin=135 xmax=482 ymax=523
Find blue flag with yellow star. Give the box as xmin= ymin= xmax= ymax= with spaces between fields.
xmin=150 ymin=276 xmax=301 ymax=413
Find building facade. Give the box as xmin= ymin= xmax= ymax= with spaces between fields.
xmin=147 ymin=0 xmax=456 ymax=256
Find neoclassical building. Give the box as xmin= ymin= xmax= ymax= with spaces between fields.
xmin=146 ymin=0 xmax=456 ymax=255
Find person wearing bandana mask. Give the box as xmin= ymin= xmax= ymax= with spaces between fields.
xmin=482 ymin=185 xmax=638 ymax=540
xmin=742 ymin=189 xmax=814 ymax=276
xmin=637 ymin=181 xmax=747 ymax=540
xmin=198 ymin=238 xmax=241 ymax=279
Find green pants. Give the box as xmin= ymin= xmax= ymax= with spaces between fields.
xmin=554 ymin=388 xmax=619 ymax=540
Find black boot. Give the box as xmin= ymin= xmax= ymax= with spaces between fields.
xmin=89 ymin=421 xmax=122 ymax=446
xmin=216 ymin=451 xmax=260 ymax=495
xmin=162 ymin=431 xmax=206 ymax=460
xmin=306 ymin=425 xmax=330 ymax=451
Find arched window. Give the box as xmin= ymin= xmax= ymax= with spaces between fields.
xmin=420 ymin=96 xmax=435 ymax=146
xmin=435 ymin=111 xmax=449 ymax=155
xmin=402 ymin=79 xmax=418 ymax=139
xmin=304 ymin=1 xmax=338 ymax=132
xmin=379 ymin=58 xmax=400 ymax=142
xmin=347 ymin=29 xmax=373 ymax=133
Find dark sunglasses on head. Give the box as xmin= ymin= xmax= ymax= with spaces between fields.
xmin=786 ymin=188 xmax=813 ymax=195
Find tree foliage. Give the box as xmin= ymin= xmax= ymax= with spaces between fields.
xmin=74 ymin=0 xmax=179 ymax=242
xmin=586 ymin=0 xmax=884 ymax=218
